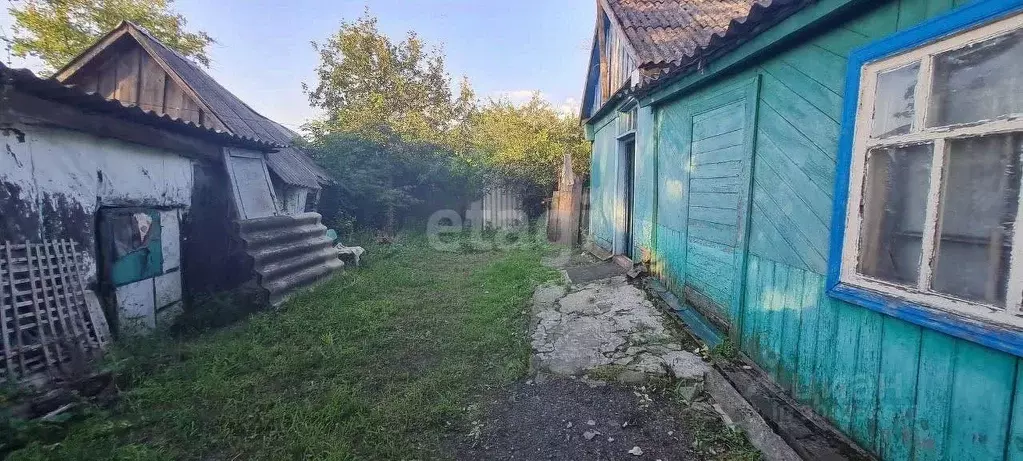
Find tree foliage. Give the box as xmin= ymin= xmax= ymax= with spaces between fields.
xmin=467 ymin=93 xmax=590 ymax=191
xmin=305 ymin=10 xmax=590 ymax=232
xmin=304 ymin=11 xmax=473 ymax=145
xmin=6 ymin=0 xmax=213 ymax=73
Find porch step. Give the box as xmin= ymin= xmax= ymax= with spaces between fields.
xmin=236 ymin=212 xmax=344 ymax=307
xmin=266 ymin=258 xmax=345 ymax=306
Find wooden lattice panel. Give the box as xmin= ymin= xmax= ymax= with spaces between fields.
xmin=0 ymin=240 xmax=109 ymax=384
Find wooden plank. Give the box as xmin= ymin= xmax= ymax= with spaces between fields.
xmin=897 ymin=0 xmax=929 ymax=31
xmin=756 ymin=128 xmax=833 ymax=222
xmin=751 ymin=182 xmax=828 ymax=272
xmin=831 ymin=301 xmax=863 ymax=432
xmin=687 ymin=220 xmax=737 ymax=247
xmin=759 ymin=62 xmax=841 ymax=123
xmin=692 ymin=129 xmax=744 ymax=154
xmin=875 ymin=316 xmax=922 ymax=460
xmin=26 ymin=245 xmax=60 ymax=368
xmin=181 ymin=96 xmax=201 ymax=124
xmin=794 ymin=271 xmax=823 ymax=403
xmin=760 ymin=76 xmax=841 ymax=162
xmin=741 ymin=255 xmax=763 ymax=356
xmin=138 ymin=54 xmax=167 ymax=113
xmin=692 ymin=103 xmax=745 ymax=141
xmin=776 ymin=44 xmax=847 ymax=95
xmin=1006 ymin=360 xmax=1023 ymax=461
xmin=55 ymin=242 xmax=94 ymax=353
xmin=163 ymin=79 xmax=185 ymax=119
xmin=97 ymin=64 xmax=116 ymax=99
xmin=685 ymin=248 xmax=734 ymax=282
xmin=690 ymin=191 xmax=739 ymax=209
xmin=813 ymin=291 xmax=840 ymax=417
xmin=756 ymin=106 xmax=837 ymax=193
xmin=35 ymin=243 xmax=71 ymax=364
xmin=685 ymin=244 xmax=734 ymax=277
xmin=0 ymin=243 xmax=17 ymax=378
xmin=688 ymin=206 xmax=738 ymax=226
xmin=690 ymin=178 xmax=741 ymax=194
xmin=690 ymin=162 xmax=742 ymax=180
xmin=114 ymin=47 xmax=140 ymax=104
xmin=766 ymin=262 xmax=788 ymax=382
xmin=912 ymin=330 xmax=957 ymax=461
xmin=685 ymin=277 xmax=731 ymax=309
xmin=757 ymin=259 xmax=778 ymax=370
xmin=753 ymin=146 xmax=831 ymax=242
xmin=945 ymin=340 xmax=1015 ymax=461
xmin=748 ymin=205 xmax=811 ymax=271
xmin=69 ymin=242 xmax=106 ymax=349
xmin=77 ymin=73 xmax=99 ymax=94
xmin=692 ymin=144 xmax=745 ymax=166
xmin=850 ymin=310 xmax=883 ymax=449
xmin=812 ymin=26 xmax=872 ymax=58
xmin=845 ymin=0 xmax=899 ymax=39
xmin=46 ymin=241 xmax=85 ymax=350
xmin=778 ymin=266 xmax=805 ymax=393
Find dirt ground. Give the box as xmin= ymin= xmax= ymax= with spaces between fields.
xmin=455 ymin=376 xmax=757 ymax=460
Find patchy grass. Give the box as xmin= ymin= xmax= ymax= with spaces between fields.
xmin=8 ymin=235 xmax=559 ymax=460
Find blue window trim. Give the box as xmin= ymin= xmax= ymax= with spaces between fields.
xmin=828 ymin=0 xmax=1023 ymax=357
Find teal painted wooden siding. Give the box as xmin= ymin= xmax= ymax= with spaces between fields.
xmin=632 ymin=106 xmax=657 ymax=258
xmin=651 ymin=80 xmax=758 ymax=323
xmin=583 ymin=0 xmax=1023 ymax=459
xmin=589 ymin=114 xmax=617 ymax=249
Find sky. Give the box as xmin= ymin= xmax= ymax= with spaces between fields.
xmin=0 ymin=0 xmax=597 ymax=131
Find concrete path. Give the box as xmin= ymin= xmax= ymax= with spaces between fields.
xmin=531 ymin=276 xmax=710 ymax=384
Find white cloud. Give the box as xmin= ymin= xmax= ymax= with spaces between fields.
xmin=489 ymin=90 xmax=581 ymax=117
xmin=557 ymin=97 xmax=581 ymax=118
xmin=489 ymin=89 xmax=540 ymax=106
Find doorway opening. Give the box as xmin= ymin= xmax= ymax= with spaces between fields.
xmin=617 ymin=134 xmax=636 ymax=259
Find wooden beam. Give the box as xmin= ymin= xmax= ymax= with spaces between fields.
xmin=126 ymin=28 xmax=231 ymax=132
xmin=53 ymin=26 xmax=131 ymax=82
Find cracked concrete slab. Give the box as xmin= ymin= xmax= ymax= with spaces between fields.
xmin=531 ymin=276 xmax=710 ymax=383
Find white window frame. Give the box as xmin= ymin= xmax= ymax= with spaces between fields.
xmin=842 ymin=11 xmax=1023 ymax=329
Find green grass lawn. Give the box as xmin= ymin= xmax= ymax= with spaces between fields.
xmin=8 ymin=237 xmax=559 ymax=460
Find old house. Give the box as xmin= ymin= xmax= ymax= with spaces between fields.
xmin=583 ymin=0 xmax=1023 ymax=459
xmin=52 ymin=21 xmax=331 ymax=214
xmin=0 ymin=62 xmax=341 ymax=351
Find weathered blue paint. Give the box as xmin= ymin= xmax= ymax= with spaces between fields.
xmin=650 ymin=78 xmax=760 ymax=324
xmin=584 ymin=0 xmax=1023 ymax=458
xmin=828 ymin=0 xmax=1023 ymax=358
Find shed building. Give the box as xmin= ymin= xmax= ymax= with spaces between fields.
xmin=582 ymin=0 xmax=1023 ymax=459
xmin=52 ymin=21 xmax=331 ymax=214
xmin=0 ymin=63 xmax=340 ymax=339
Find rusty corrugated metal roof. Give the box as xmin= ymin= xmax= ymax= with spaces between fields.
xmin=0 ymin=63 xmax=281 ymax=152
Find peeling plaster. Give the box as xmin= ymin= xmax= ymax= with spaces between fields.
xmin=0 ymin=122 xmax=195 ymax=285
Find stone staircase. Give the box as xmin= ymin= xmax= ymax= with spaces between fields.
xmin=236 ymin=213 xmax=343 ymax=306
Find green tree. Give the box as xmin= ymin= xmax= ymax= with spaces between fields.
xmin=6 ymin=0 xmax=213 ymax=73
xmin=304 ymin=9 xmax=472 ymax=145
xmin=467 ymin=93 xmax=590 ymax=193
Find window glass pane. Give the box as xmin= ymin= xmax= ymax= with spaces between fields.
xmin=871 ymin=63 xmax=919 ymax=138
xmin=858 ymin=144 xmax=933 ymax=285
xmin=932 ymin=134 xmax=1022 ymax=306
xmin=930 ymin=29 xmax=1023 ymax=126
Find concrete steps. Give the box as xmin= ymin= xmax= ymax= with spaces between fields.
xmin=236 ymin=212 xmax=343 ymax=306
